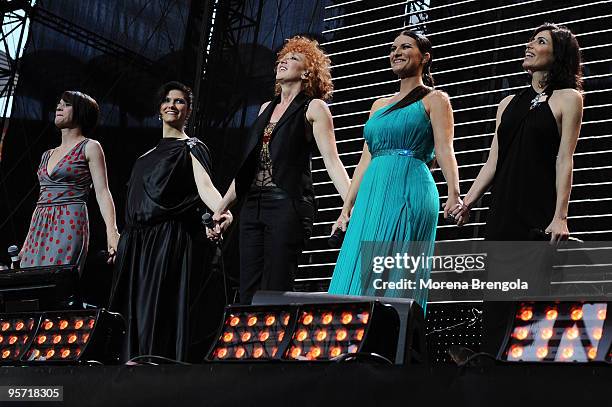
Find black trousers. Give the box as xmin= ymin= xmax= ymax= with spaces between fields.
xmin=239 ymin=187 xmax=314 ymax=304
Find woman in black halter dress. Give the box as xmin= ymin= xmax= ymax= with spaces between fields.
xmin=456 ymin=23 xmax=584 ymax=243
xmin=453 ymin=23 xmax=584 ymax=356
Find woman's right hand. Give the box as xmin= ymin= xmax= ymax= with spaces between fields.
xmin=331 ymin=211 xmax=351 ymax=235
xmin=453 ymin=200 xmax=472 ymax=226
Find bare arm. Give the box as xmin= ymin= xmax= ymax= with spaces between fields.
xmin=428 ymin=91 xmax=461 ymax=218
xmin=308 ymin=99 xmax=350 ymax=201
xmin=214 ymin=101 xmax=271 ymax=216
xmin=546 ymin=89 xmax=583 ymax=242
xmin=191 ymin=153 xmax=224 ymax=213
xmin=86 ymin=140 xmax=119 ymax=261
xmin=455 ymin=95 xmax=514 ymax=224
xmin=331 ymin=98 xmax=390 ymax=233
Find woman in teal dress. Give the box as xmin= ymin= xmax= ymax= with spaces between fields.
xmin=328 ymin=31 xmax=462 ymax=311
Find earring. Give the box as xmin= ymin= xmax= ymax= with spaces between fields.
xmin=158 ymin=114 xmax=162 ymax=121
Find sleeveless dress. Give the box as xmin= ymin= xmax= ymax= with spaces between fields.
xmin=328 ymin=100 xmax=439 ymax=310
xmin=485 ymin=86 xmax=560 ymax=240
xmin=109 ymin=137 xmax=223 ymax=362
xmin=20 ymin=139 xmax=91 ymax=272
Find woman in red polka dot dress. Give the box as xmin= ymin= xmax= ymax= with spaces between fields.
xmin=19 ymin=91 xmax=120 ymax=273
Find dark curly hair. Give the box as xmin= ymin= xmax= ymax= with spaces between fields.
xmin=156 ymin=81 xmax=193 ymax=110
xmin=531 ymin=23 xmax=583 ymax=91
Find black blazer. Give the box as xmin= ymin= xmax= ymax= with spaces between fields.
xmin=235 ymin=91 xmax=315 ymax=200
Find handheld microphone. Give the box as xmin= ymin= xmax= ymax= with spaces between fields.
xmin=8 ymin=245 xmax=20 ymax=269
xmin=202 ymin=213 xmax=223 ymax=244
xmin=328 ymin=227 xmax=346 ymax=249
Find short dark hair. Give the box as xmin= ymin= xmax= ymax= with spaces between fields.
xmin=531 ymin=23 xmax=583 ymax=91
xmin=60 ymin=91 xmax=99 ymax=135
xmin=156 ymin=81 xmax=193 ymax=110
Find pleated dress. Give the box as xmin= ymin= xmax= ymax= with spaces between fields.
xmin=328 ymin=100 xmax=439 ymax=310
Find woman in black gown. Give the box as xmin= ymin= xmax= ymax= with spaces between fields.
xmin=455 ymin=23 xmax=583 ymax=242
xmin=109 ymin=81 xmax=232 ymax=362
xmin=452 ymin=23 xmax=584 ymax=356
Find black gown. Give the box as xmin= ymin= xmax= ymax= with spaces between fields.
xmin=485 ymin=86 xmax=560 ymax=240
xmin=482 ymin=87 xmax=561 ymax=355
xmin=109 ymin=137 xmax=221 ymax=362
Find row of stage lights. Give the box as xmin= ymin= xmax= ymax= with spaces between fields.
xmin=0 ymin=309 xmax=124 ymax=364
xmin=207 ymin=301 xmax=399 ymax=362
xmin=501 ymin=302 xmax=610 ymax=363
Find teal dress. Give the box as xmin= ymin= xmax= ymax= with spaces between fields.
xmin=328 ymin=99 xmax=439 ymax=311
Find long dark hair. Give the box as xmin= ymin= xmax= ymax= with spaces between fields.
xmin=531 ymin=23 xmax=583 ymax=91
xmin=383 ymin=30 xmax=434 ymax=116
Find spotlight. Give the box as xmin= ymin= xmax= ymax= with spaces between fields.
xmin=499 ymin=302 xmax=610 ymax=363
xmin=0 ymin=314 xmax=39 ymax=363
xmin=0 ymin=309 xmax=124 ymax=365
xmin=22 ymin=309 xmax=124 ymax=364
xmin=206 ymin=305 xmax=293 ymax=361
xmin=206 ymin=299 xmax=405 ymax=363
xmin=251 ymin=291 xmax=426 ymax=365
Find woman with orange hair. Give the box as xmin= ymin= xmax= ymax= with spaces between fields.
xmin=212 ymin=36 xmax=350 ymax=304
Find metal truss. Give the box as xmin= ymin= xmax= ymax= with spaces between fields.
xmin=190 ymin=0 xmax=264 ymax=136
xmin=404 ymin=0 xmax=431 ymax=32
xmin=0 ymin=0 xmax=32 ymax=160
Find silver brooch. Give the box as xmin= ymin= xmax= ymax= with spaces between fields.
xmin=186 ymin=138 xmax=197 ymax=148
xmin=530 ymin=91 xmax=547 ymax=110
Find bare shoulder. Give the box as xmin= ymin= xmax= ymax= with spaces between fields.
xmin=369 ymin=97 xmax=393 ymax=116
xmin=84 ymin=139 xmax=103 ymax=158
xmin=258 ymin=101 xmax=272 ymax=115
xmin=306 ymin=98 xmax=331 ymax=122
xmin=424 ymin=89 xmax=451 ymax=109
xmin=553 ymin=88 xmax=583 ymax=105
xmin=307 ymin=98 xmax=330 ymax=113
xmin=497 ymin=94 xmax=515 ymax=116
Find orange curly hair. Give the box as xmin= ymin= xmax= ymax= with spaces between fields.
xmin=275 ymin=36 xmax=333 ymax=101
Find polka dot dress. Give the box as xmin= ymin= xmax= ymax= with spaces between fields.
xmin=20 ymin=139 xmax=92 ymax=272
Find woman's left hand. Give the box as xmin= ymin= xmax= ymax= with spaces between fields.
xmin=106 ymin=229 xmax=120 ymax=264
xmin=545 ymin=217 xmax=569 ymax=244
xmin=217 ymin=210 xmax=233 ymax=233
xmin=443 ymin=195 xmax=464 ymax=224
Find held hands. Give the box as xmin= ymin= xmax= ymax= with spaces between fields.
xmin=443 ymin=195 xmax=465 ymax=225
xmin=106 ymin=228 xmax=120 ymax=264
xmin=545 ymin=217 xmax=569 ymax=244
xmin=206 ymin=209 xmax=233 ymax=241
xmin=331 ymin=211 xmax=350 ymax=236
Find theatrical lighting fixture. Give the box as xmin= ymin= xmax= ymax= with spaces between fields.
xmin=250 ymin=291 xmax=427 ymax=365
xmin=207 ymin=306 xmax=293 ymax=361
xmin=206 ymin=301 xmax=401 ymax=363
xmin=283 ymin=302 xmax=398 ymax=362
xmin=499 ymin=302 xmax=611 ymax=363
xmin=0 ymin=309 xmax=124 ymax=365
xmin=0 ymin=314 xmax=39 ymax=363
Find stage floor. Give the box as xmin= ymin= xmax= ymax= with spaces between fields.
xmin=1 ymin=362 xmax=610 ymax=406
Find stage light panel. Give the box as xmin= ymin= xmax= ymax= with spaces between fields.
xmin=0 ymin=314 xmax=40 ymax=364
xmin=207 ymin=301 xmax=400 ymax=363
xmin=17 ymin=309 xmax=124 ymax=364
xmin=500 ymin=302 xmax=610 ymax=363
xmin=207 ymin=306 xmax=294 ymax=361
